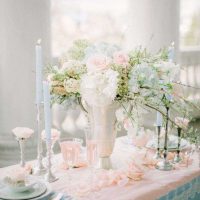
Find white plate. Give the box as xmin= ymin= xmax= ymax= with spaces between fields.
xmin=0 ymin=181 xmax=47 ymax=200
xmin=7 ymin=183 xmax=36 ymax=193
xmin=3 ymin=177 xmax=37 ymax=193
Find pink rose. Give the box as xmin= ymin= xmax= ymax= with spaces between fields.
xmin=123 ymin=118 xmax=132 ymax=131
xmin=86 ymin=54 xmax=111 ymax=72
xmin=113 ymin=51 xmax=129 ymax=67
xmin=175 ymin=117 xmax=190 ymax=130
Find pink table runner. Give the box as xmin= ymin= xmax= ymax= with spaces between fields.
xmin=0 ymin=137 xmax=199 ymax=200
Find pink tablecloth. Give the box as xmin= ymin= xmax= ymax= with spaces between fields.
xmin=0 ymin=137 xmax=200 ymax=200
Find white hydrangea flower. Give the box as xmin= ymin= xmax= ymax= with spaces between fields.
xmin=154 ymin=61 xmax=180 ymax=81
xmin=128 ymin=77 xmax=139 ymax=93
xmin=129 ymin=63 xmax=159 ymax=93
xmin=103 ymin=69 xmax=119 ymax=99
xmin=80 ymin=69 xmax=119 ymax=106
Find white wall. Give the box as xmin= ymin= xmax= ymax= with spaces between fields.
xmin=126 ymin=0 xmax=179 ymax=57
xmin=0 ymin=0 xmax=51 ymax=166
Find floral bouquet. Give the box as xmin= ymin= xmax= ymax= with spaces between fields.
xmin=47 ymin=39 xmax=197 ymax=127
xmin=46 ymin=40 xmax=200 ymax=169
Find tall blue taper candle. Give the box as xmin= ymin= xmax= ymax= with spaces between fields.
xmin=156 ymin=111 xmax=163 ymax=127
xmin=168 ymin=42 xmax=175 ymax=62
xmin=36 ymin=39 xmax=43 ymax=104
xmin=43 ymin=81 xmax=51 ymax=143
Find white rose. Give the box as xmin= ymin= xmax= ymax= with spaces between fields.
xmin=12 ymin=127 xmax=34 ymax=139
xmin=4 ymin=167 xmax=27 ymax=184
xmin=80 ymin=69 xmax=119 ymax=106
xmin=155 ymin=61 xmax=180 ymax=81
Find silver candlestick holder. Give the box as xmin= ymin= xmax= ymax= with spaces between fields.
xmin=156 ymin=107 xmax=173 ymax=171
xmin=33 ymin=104 xmax=46 ymax=175
xmin=44 ymin=141 xmax=58 ymax=183
xmin=174 ymin=127 xmax=182 ymax=163
xmin=154 ymin=126 xmax=162 ymax=159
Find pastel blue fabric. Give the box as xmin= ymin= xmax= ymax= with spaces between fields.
xmin=158 ymin=176 xmax=200 ymax=200
xmin=38 ymin=192 xmax=73 ymax=200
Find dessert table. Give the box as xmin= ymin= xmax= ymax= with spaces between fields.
xmin=0 ymin=136 xmax=200 ymax=200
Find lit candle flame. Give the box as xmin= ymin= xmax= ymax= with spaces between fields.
xmin=37 ymin=39 xmax=42 ymax=45
xmin=170 ymin=41 xmax=175 ymax=47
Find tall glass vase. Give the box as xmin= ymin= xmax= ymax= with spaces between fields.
xmin=86 ymin=103 xmax=119 ymax=170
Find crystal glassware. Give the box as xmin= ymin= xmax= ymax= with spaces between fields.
xmin=12 ymin=127 xmax=34 ymax=168
xmin=59 ymin=138 xmax=81 ymax=168
xmin=59 ymin=138 xmax=81 ymax=195
xmin=85 ymin=127 xmax=98 ymax=168
xmin=18 ymin=138 xmax=26 ymax=167
xmin=84 ymin=126 xmax=99 ymax=199
xmin=84 ymin=125 xmax=98 ymax=166
xmin=86 ymin=140 xmax=98 ymax=167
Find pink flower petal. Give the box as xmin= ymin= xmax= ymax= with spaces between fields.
xmin=117 ymin=178 xmax=129 ymax=187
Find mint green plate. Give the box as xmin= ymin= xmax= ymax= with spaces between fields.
xmin=0 ymin=181 xmax=47 ymax=200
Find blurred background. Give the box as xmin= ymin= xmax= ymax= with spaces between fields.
xmin=0 ymin=0 xmax=200 ymax=167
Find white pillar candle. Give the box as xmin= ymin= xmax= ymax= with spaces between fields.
xmin=43 ymin=81 xmax=51 ymax=142
xmin=156 ymin=111 xmax=163 ymax=127
xmin=36 ymin=39 xmax=43 ymax=105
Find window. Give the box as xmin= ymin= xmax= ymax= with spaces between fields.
xmin=51 ymin=0 xmax=129 ymax=57
xmin=52 ymin=0 xmax=200 ymax=54
xmin=180 ymin=0 xmax=200 ymax=49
